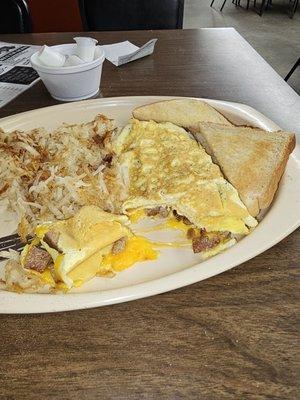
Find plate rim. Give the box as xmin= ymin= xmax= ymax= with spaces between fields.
xmin=1 ymin=96 xmax=299 ymax=314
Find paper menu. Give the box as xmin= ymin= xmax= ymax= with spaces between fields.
xmin=0 ymin=41 xmax=40 ymax=108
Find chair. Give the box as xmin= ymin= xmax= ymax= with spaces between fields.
xmin=210 ymin=0 xmax=229 ymax=12
xmin=254 ymin=0 xmax=298 ymax=17
xmin=288 ymin=0 xmax=299 ymax=18
xmin=0 ymin=0 xmax=32 ymax=34
xmin=236 ymin=0 xmax=251 ymax=9
xmin=210 ymin=0 xmax=243 ymax=12
xmin=253 ymin=0 xmax=271 ymax=16
xmin=284 ymin=58 xmax=299 ymax=81
xmin=78 ymin=0 xmax=185 ymax=31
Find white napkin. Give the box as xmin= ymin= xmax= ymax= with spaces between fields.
xmin=101 ymin=39 xmax=157 ymax=66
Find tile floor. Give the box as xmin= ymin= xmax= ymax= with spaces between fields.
xmin=184 ymin=0 xmax=300 ymax=93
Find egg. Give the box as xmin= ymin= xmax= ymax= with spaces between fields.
xmin=19 ymin=206 xmax=157 ymax=291
xmin=113 ymin=119 xmax=257 ymax=243
xmin=36 ymin=206 xmax=131 ymax=288
xmin=128 ymin=208 xmax=146 ymax=223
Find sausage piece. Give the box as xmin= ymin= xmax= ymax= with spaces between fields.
xmin=103 ymin=153 xmax=113 ymax=166
xmin=147 ymin=207 xmax=169 ymax=218
xmin=192 ymin=235 xmax=221 ymax=253
xmin=192 ymin=232 xmax=230 ymax=253
xmin=24 ymin=245 xmax=52 ymax=272
xmin=187 ymin=228 xmax=197 ymax=239
xmin=173 ymin=210 xmax=192 ymax=225
xmin=186 ymin=227 xmax=206 ymax=239
xmin=43 ymin=230 xmax=61 ymax=252
xmin=182 ymin=217 xmax=192 ymax=225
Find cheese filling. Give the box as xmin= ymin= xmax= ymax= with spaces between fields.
xmin=127 ymin=206 xmax=235 ymax=255
xmin=102 ymin=236 xmax=157 ymax=271
xmin=19 ymin=207 xmax=158 ymax=291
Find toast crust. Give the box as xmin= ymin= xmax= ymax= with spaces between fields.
xmin=133 ymin=99 xmax=233 ymax=127
xmin=190 ymin=123 xmax=295 ymax=216
xmin=258 ymin=133 xmax=295 ymax=211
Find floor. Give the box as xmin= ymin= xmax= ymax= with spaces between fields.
xmin=183 ymin=0 xmax=300 ymax=93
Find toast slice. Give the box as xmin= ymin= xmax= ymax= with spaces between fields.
xmin=189 ymin=122 xmax=295 ymax=216
xmin=133 ymin=99 xmax=232 ymax=127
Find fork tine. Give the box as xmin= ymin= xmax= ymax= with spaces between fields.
xmin=1 ymin=240 xmax=24 ymax=250
xmin=0 ymin=232 xmax=24 ymax=253
xmin=11 ymin=241 xmax=25 ymax=250
xmin=0 ymin=235 xmax=21 ymax=249
xmin=0 ymin=233 xmax=33 ymax=260
xmin=0 ymin=233 xmax=19 ymax=243
xmin=0 ymin=238 xmax=22 ymax=249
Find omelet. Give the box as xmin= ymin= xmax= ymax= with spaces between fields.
xmin=113 ymin=119 xmax=257 ymax=255
xmin=17 ymin=206 xmax=157 ymax=291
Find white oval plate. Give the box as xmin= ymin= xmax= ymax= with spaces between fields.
xmin=0 ymin=96 xmax=299 ymax=314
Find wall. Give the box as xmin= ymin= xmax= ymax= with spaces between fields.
xmin=27 ymin=0 xmax=83 ymax=32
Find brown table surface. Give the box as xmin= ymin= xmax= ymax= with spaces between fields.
xmin=0 ymin=29 xmax=299 ymax=399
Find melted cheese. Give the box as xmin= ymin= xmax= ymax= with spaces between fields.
xmin=34 ymin=206 xmax=131 ymax=288
xmin=195 ymin=215 xmax=248 ymax=234
xmin=152 ymin=241 xmax=190 ymax=248
xmin=67 ymin=246 xmax=112 ymax=287
xmin=166 ymin=218 xmax=191 ymax=233
xmin=20 ymin=206 xmax=158 ymax=291
xmin=30 ymin=268 xmax=56 ymax=287
xmin=102 ymin=236 xmax=157 ymax=271
xmin=128 ymin=208 xmax=146 ymax=223
xmin=136 ymin=218 xmax=191 ymax=237
xmin=36 ymin=224 xmax=51 ymax=239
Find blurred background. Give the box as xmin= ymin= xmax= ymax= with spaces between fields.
xmin=27 ymin=0 xmax=82 ymax=33
xmin=1 ymin=0 xmax=299 ymax=92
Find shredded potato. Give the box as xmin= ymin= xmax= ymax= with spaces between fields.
xmin=0 ymin=114 xmax=126 ymax=239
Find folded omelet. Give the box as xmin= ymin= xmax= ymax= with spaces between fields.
xmin=114 ymin=119 xmax=257 ymax=255
xmin=16 ymin=206 xmax=156 ymax=291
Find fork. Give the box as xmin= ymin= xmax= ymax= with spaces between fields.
xmin=0 ymin=234 xmax=25 ymax=261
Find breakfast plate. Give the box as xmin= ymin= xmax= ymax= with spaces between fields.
xmin=0 ymin=96 xmax=299 ymax=314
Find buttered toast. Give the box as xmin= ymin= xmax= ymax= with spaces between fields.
xmin=189 ymin=122 xmax=295 ymax=216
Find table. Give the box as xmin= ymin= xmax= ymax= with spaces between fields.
xmin=0 ymin=29 xmax=299 ymax=399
